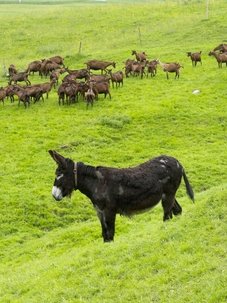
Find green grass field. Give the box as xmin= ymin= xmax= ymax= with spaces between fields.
xmin=0 ymin=0 xmax=226 ymax=302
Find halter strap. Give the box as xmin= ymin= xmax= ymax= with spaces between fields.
xmin=73 ymin=162 xmax=78 ymax=188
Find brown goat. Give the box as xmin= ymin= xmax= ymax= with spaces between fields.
xmin=11 ymin=85 xmax=30 ymax=108
xmin=8 ymin=64 xmax=17 ymax=77
xmin=107 ymin=70 xmax=124 ymax=88
xmin=131 ymin=61 xmax=146 ymax=79
xmin=85 ymin=87 xmax=96 ymax=109
xmin=132 ymin=50 xmax=147 ymax=62
xmin=187 ymin=51 xmax=202 ymax=67
xmin=123 ymin=59 xmax=136 ymax=78
xmin=91 ymin=80 xmax=111 ymax=100
xmin=89 ymin=74 xmax=110 ymax=83
xmin=26 ymin=60 xmax=42 ymax=75
xmin=0 ymin=87 xmax=6 ymax=105
xmin=213 ymin=43 xmax=227 ymax=53
xmin=65 ymin=68 xmax=90 ymax=80
xmin=158 ymin=61 xmax=182 ymax=79
xmin=9 ymin=72 xmax=31 ymax=86
xmin=38 ymin=80 xmax=55 ymax=99
xmin=146 ymin=59 xmax=158 ymax=77
xmin=208 ymin=51 xmax=227 ymax=68
xmin=48 ymin=55 xmax=64 ymax=66
xmin=23 ymin=84 xmax=44 ymax=103
xmin=4 ymin=85 xmax=15 ymax=102
xmin=85 ymin=60 xmax=116 ymax=74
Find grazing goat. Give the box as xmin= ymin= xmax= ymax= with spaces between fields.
xmin=107 ymin=70 xmax=124 ymax=88
xmin=49 ymin=151 xmax=194 ymax=242
xmin=187 ymin=51 xmax=202 ymax=67
xmin=85 ymin=60 xmax=116 ymax=74
xmin=9 ymin=72 xmax=31 ymax=86
xmin=132 ymin=50 xmax=147 ymax=62
xmin=213 ymin=43 xmax=227 ymax=53
xmin=146 ymin=60 xmax=158 ymax=77
xmin=208 ymin=51 xmax=227 ymax=68
xmin=158 ymin=60 xmax=183 ymax=79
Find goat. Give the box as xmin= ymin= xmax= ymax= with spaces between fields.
xmin=146 ymin=59 xmax=158 ymax=77
xmin=131 ymin=61 xmax=146 ymax=79
xmin=38 ymin=80 xmax=55 ymax=99
xmin=187 ymin=51 xmax=202 ymax=67
xmin=50 ymin=68 xmax=66 ymax=87
xmin=23 ymin=84 xmax=44 ymax=103
xmin=48 ymin=55 xmax=64 ymax=66
xmin=85 ymin=86 xmax=96 ymax=109
xmin=41 ymin=61 xmax=62 ymax=78
xmin=65 ymin=68 xmax=90 ymax=81
xmin=8 ymin=64 xmax=17 ymax=77
xmin=213 ymin=43 xmax=227 ymax=53
xmin=0 ymin=87 xmax=6 ymax=105
xmin=123 ymin=59 xmax=136 ymax=78
xmin=57 ymin=82 xmax=69 ymax=105
xmin=88 ymin=74 xmax=110 ymax=83
xmin=158 ymin=60 xmax=183 ymax=79
xmin=11 ymin=85 xmax=30 ymax=108
xmin=107 ymin=70 xmax=124 ymax=88
xmin=9 ymin=72 xmax=31 ymax=86
xmin=4 ymin=85 xmax=15 ymax=103
xmin=85 ymin=60 xmax=116 ymax=74
xmin=208 ymin=51 xmax=227 ymax=68
xmin=91 ymin=80 xmax=111 ymax=100
xmin=132 ymin=50 xmax=147 ymax=62
xmin=26 ymin=60 xmax=42 ymax=75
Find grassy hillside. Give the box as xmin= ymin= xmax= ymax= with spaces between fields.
xmin=0 ymin=0 xmax=226 ymax=302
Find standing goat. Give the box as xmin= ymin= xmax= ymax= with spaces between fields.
xmin=187 ymin=51 xmax=202 ymax=67
xmin=146 ymin=60 xmax=158 ymax=77
xmin=85 ymin=86 xmax=96 ymax=109
xmin=132 ymin=50 xmax=147 ymax=62
xmin=158 ymin=60 xmax=183 ymax=79
xmin=107 ymin=70 xmax=124 ymax=88
xmin=208 ymin=51 xmax=227 ymax=68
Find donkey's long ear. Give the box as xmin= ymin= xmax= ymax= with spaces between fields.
xmin=49 ymin=150 xmax=66 ymax=167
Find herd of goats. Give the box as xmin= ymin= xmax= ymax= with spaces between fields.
xmin=0 ymin=43 xmax=226 ymax=109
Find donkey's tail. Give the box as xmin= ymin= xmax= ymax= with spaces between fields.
xmin=182 ymin=170 xmax=194 ymax=202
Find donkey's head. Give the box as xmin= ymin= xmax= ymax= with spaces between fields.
xmin=49 ymin=150 xmax=76 ymax=201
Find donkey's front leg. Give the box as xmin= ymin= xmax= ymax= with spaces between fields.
xmin=97 ymin=209 xmax=116 ymax=242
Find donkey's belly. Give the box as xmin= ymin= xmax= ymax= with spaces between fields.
xmin=117 ymin=193 xmax=162 ymax=216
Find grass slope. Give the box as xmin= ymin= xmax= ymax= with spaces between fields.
xmin=0 ymin=185 xmax=226 ymax=302
xmin=0 ymin=1 xmax=226 ymax=302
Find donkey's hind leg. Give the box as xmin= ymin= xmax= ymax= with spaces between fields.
xmin=161 ymin=193 xmax=175 ymax=221
xmin=172 ymin=199 xmax=182 ymax=216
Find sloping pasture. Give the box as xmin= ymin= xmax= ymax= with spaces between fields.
xmin=0 ymin=1 xmax=226 ymax=302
